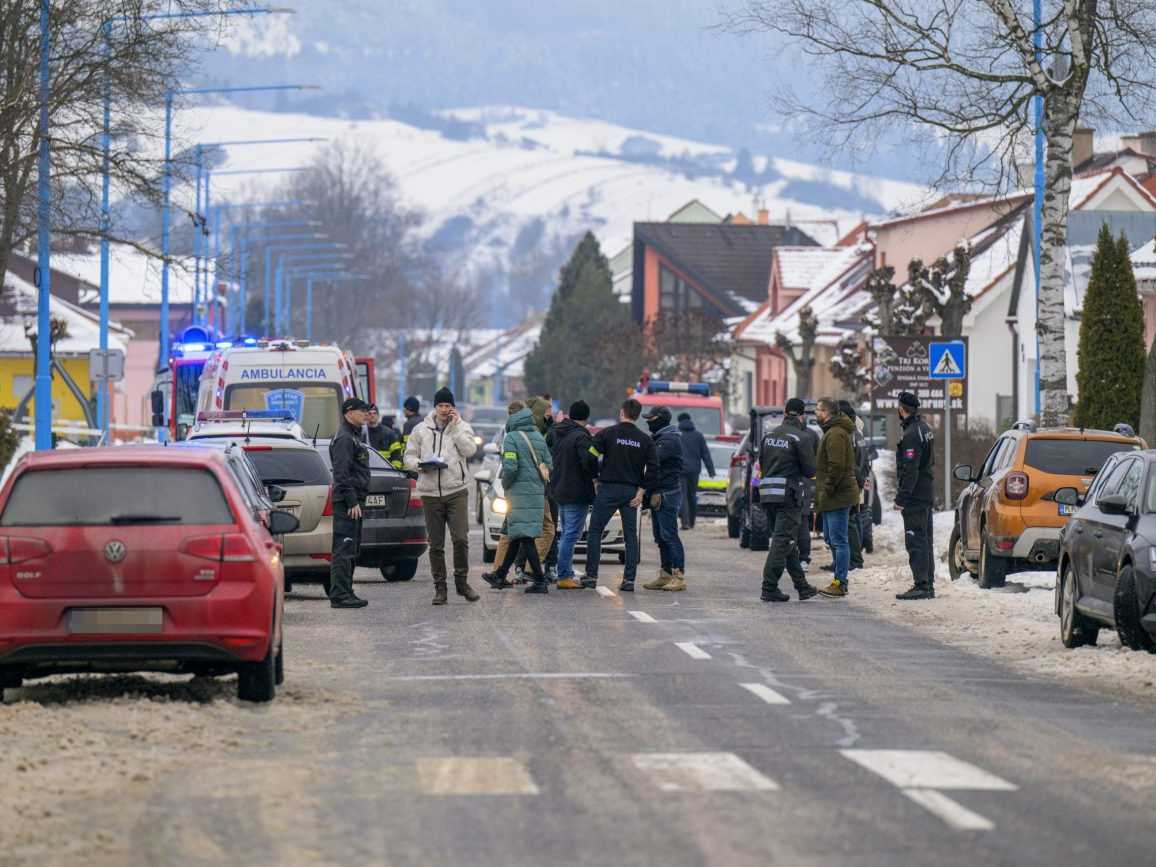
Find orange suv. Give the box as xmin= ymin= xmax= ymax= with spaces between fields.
xmin=949 ymin=422 xmax=1144 ymax=587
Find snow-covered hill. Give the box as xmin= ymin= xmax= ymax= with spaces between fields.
xmin=164 ymin=104 xmax=929 ymax=322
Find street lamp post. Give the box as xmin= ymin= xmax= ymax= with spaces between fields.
xmin=34 ymin=0 xmax=51 ymax=450
xmin=275 ymin=253 xmax=352 ymax=334
xmin=264 ymin=245 xmax=347 ymax=334
xmin=230 ymin=227 xmax=325 ymax=335
xmin=161 ymin=83 xmax=317 ymax=368
xmin=301 ymin=273 xmax=367 ymax=341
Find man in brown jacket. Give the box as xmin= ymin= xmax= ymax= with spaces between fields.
xmin=814 ymin=397 xmax=858 ymax=598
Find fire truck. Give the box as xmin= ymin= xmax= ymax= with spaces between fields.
xmin=634 ymin=374 xmax=726 ymax=436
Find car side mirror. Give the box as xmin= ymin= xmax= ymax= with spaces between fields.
xmin=265 ymin=484 xmax=287 ymax=503
xmin=1054 ymin=487 xmax=1082 ymax=507
xmin=268 ymin=510 xmax=299 ymax=536
xmin=150 ymin=389 xmax=165 ymax=428
xmin=484 ymin=442 xmax=499 ymax=456
xmin=952 ymin=464 xmax=974 ymax=483
xmin=1098 ymin=493 xmax=1130 ymax=516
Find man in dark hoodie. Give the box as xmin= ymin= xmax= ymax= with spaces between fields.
xmin=641 ymin=406 xmax=687 ymax=592
xmin=814 ymin=397 xmax=859 ymax=598
xmin=550 ymin=400 xmax=600 ymax=589
xmin=676 ymin=412 xmax=715 ymax=530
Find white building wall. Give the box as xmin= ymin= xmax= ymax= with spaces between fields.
xmin=962 ymin=277 xmax=1016 ymax=427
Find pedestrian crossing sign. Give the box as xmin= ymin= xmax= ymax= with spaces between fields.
xmin=928 ymin=341 xmax=966 ymax=380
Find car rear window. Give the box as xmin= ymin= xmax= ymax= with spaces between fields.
xmin=1023 ymin=439 xmax=1137 ymax=476
xmin=319 ymin=447 xmax=397 ymax=473
xmin=0 ymin=467 xmax=234 ymax=526
xmin=243 ymin=448 xmax=330 ymax=487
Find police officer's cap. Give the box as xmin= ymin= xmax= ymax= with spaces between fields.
xmin=342 ymin=397 xmax=370 ymax=414
xmin=898 ymin=392 xmax=920 ymax=410
xmin=785 ymin=398 xmax=806 ymax=415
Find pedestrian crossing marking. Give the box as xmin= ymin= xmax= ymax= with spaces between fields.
xmin=739 ymin=682 xmax=791 ymax=705
xmin=676 ymin=641 xmax=711 ymax=660
xmin=632 ymin=752 xmax=779 ymax=792
xmin=595 ymin=586 xmax=616 ymax=598
xmin=416 ymin=757 xmax=539 ymax=795
xmin=932 ymin=351 xmax=962 ymax=377
xmin=902 ymin=789 xmax=996 ymax=831
xmin=840 ymin=750 xmax=1017 ymax=790
xmin=628 ymin=610 xmax=657 ymax=623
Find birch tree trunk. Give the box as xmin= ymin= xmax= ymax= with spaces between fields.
xmin=1038 ymin=97 xmax=1080 ymax=427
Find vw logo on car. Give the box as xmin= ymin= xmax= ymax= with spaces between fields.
xmin=104 ymin=540 xmax=127 ymax=564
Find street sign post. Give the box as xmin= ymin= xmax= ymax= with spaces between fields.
xmin=89 ymin=348 xmax=125 ymax=445
xmin=929 ymin=340 xmax=967 ymax=508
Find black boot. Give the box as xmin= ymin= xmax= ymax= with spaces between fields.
xmin=795 ymin=583 xmax=819 ymax=601
xmin=761 ymin=586 xmax=790 ymax=603
xmin=455 ymin=576 xmax=480 ymax=602
xmin=524 ymin=572 xmax=549 ymax=594
xmin=896 ymin=585 xmax=934 ymax=600
xmin=483 ymin=571 xmax=514 ymax=590
xmin=432 ymin=581 xmax=448 ymax=605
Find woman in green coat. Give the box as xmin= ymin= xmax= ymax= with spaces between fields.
xmin=487 ymin=406 xmax=553 ymax=594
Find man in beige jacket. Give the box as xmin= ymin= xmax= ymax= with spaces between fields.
xmin=403 ymin=387 xmax=480 ymax=605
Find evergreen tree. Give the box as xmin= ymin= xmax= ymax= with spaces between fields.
xmin=1073 ymin=225 xmax=1145 ymax=430
xmin=523 ymin=233 xmax=644 ymax=416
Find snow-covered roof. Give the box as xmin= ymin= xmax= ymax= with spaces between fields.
xmin=775 ymin=247 xmax=856 ymax=291
xmin=51 ymin=242 xmax=196 ymax=306
xmin=463 ymin=318 xmax=543 ymax=379
xmin=1 ymin=271 xmax=131 ymax=355
xmin=1131 ymin=237 xmax=1156 ymax=288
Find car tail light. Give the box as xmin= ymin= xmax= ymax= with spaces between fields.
xmin=180 ymin=534 xmax=224 ymax=561
xmin=242 ymin=445 xmax=273 ymax=452
xmin=221 ymin=534 xmax=256 ymax=563
xmin=731 ymin=452 xmax=749 ymax=468
xmin=408 ymin=478 xmax=421 ymax=511
xmin=322 ymin=487 xmax=333 ymax=517
xmin=4 ymin=536 xmax=52 ymax=564
xmin=1005 ymin=471 xmax=1029 ymax=500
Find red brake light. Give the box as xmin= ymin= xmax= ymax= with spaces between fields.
xmin=408 ymin=478 xmax=422 ymax=511
xmin=221 ymin=534 xmax=256 ymax=562
xmin=180 ymin=534 xmax=224 ymax=561
xmin=322 ymin=487 xmax=333 ymax=517
xmin=1005 ymin=471 xmax=1029 ymax=500
xmin=6 ymin=536 xmax=51 ymax=564
xmin=242 ymin=445 xmax=274 ymax=452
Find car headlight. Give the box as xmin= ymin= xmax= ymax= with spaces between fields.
xmin=493 ymin=497 xmax=509 ymax=515
xmin=474 ymin=435 xmax=483 ymax=447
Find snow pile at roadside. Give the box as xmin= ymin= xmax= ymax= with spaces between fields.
xmin=849 ymin=452 xmax=1156 ymax=704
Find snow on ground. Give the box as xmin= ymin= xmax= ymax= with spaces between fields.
xmin=844 ymin=452 xmax=1156 ymax=706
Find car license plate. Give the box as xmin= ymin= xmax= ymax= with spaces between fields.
xmin=69 ymin=607 xmax=163 ymax=634
xmin=1058 ymin=504 xmax=1077 ymax=516
xmin=365 ymin=494 xmax=387 ymax=507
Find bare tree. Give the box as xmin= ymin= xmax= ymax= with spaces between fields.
xmin=0 ymin=1 xmax=254 ymax=281
xmin=830 ymin=336 xmax=870 ymax=400
xmin=774 ymin=304 xmax=817 ymax=398
xmin=909 ymin=243 xmax=974 ymax=337
xmin=648 ymin=311 xmax=732 ymax=386
xmin=724 ymin=0 xmax=1156 ymax=425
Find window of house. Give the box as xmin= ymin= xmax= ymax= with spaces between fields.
xmin=659 ymin=265 xmax=717 ymax=316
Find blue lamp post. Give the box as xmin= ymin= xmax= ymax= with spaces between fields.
xmin=160 ymin=83 xmax=317 ymax=369
xmin=263 ymin=244 xmax=347 ymax=334
xmin=34 ymin=0 xmax=51 ymax=450
xmin=300 ymin=272 xmax=367 ymax=341
xmin=275 ymin=254 xmax=352 ymax=334
xmin=228 ymin=227 xmax=326 ymax=334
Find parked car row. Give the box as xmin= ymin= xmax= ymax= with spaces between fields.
xmin=947 ymin=419 xmax=1155 ymax=654
xmin=0 ymin=411 xmax=431 ymax=705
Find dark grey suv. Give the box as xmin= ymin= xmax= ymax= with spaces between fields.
xmin=1055 ymin=449 xmax=1156 ymax=652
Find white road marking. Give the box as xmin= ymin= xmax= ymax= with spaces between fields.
xmin=739 ymin=682 xmax=791 ymax=705
xmin=595 ymin=586 xmax=616 ymax=598
xmin=840 ymin=750 xmax=1017 ymax=791
xmin=632 ymin=752 xmax=779 ymax=792
xmin=384 ymin=672 xmax=633 ymax=682
xmin=902 ymin=789 xmax=996 ymax=831
xmin=676 ymin=641 xmax=711 ymax=660
xmin=628 ymin=610 xmax=657 ymax=623
xmin=417 ymin=757 xmax=539 ymax=795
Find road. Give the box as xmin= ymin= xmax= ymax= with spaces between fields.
xmin=5 ymin=516 xmax=1156 ymax=866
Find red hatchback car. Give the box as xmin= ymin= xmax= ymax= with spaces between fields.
xmin=0 ymin=446 xmax=296 ymax=702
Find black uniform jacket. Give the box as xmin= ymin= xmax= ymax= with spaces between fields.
xmin=895 ymin=413 xmax=935 ymax=508
xmin=758 ymin=416 xmax=817 ymax=505
xmin=330 ymin=419 xmax=371 ymax=510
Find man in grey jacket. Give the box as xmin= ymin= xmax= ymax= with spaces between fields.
xmin=403 ymin=387 xmax=480 ymax=606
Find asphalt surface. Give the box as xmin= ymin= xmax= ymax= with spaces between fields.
xmin=13 ymin=514 xmax=1156 ymax=866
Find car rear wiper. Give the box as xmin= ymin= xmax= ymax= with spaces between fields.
xmin=108 ymin=514 xmax=183 ymax=524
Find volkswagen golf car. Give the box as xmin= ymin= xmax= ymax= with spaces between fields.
xmin=0 ymin=446 xmax=297 ymax=702
xmin=1054 ymin=449 xmax=1156 ymax=652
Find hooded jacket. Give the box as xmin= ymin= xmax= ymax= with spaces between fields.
xmin=500 ymin=408 xmax=554 ymax=539
xmin=403 ymin=410 xmax=478 ymax=498
xmin=549 ymin=418 xmax=599 ymax=505
xmin=815 ymin=412 xmax=859 ymax=512
xmin=525 ymin=395 xmax=553 ymax=436
xmin=645 ymin=422 xmax=685 ymax=497
xmin=677 ymin=417 xmax=715 ymax=477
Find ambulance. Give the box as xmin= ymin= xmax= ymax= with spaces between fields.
xmin=195 ymin=340 xmax=375 ymax=440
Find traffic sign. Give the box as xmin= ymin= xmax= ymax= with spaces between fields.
xmin=929 ymin=341 xmax=966 ymax=380
xmin=89 ymin=348 xmax=125 ymax=382
xmin=871 ymin=336 xmax=967 ymax=413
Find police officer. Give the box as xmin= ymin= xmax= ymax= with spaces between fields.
xmin=758 ymin=398 xmax=819 ymax=602
xmin=329 ymin=397 xmax=372 ymax=609
xmin=894 ymin=391 xmax=936 ymax=600
xmin=796 ymin=407 xmax=820 ymax=568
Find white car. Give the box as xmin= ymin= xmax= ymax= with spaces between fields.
xmin=475 ymin=467 xmax=636 ymax=566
